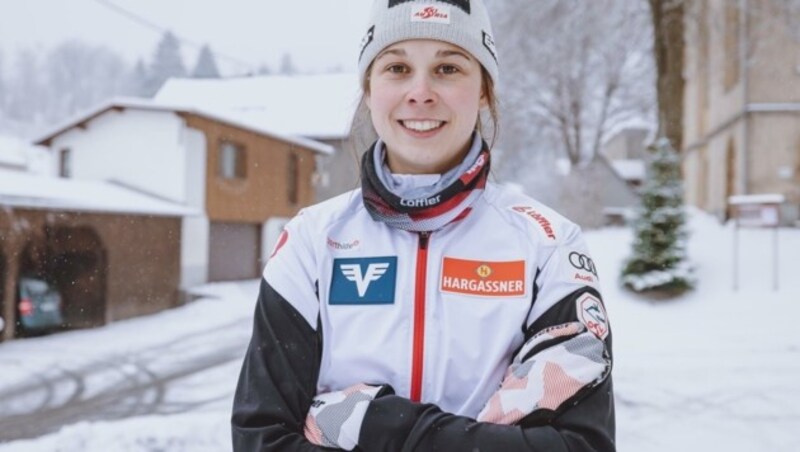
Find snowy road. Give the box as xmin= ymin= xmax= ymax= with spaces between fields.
xmin=0 ymin=281 xmax=257 ymax=445
xmin=0 ymin=316 xmax=250 ymax=442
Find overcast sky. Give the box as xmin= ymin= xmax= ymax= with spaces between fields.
xmin=0 ymin=0 xmax=374 ymax=75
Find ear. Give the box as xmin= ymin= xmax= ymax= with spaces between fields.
xmin=479 ymin=89 xmax=488 ymax=109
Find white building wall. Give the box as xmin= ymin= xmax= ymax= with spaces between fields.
xmin=180 ymin=127 xmax=209 ymax=289
xmin=180 ymin=217 xmax=210 ymax=289
xmin=50 ymin=109 xmax=187 ymax=202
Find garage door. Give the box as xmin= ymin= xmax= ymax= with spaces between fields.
xmin=209 ymin=222 xmax=260 ymax=282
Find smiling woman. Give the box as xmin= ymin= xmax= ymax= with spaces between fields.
xmin=232 ymin=1 xmax=616 ymax=451
xmin=365 ymin=41 xmax=486 ymax=174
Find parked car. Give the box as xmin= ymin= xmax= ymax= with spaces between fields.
xmin=18 ymin=277 xmax=64 ymax=333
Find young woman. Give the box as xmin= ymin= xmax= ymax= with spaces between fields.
xmin=232 ymin=1 xmax=615 ymax=450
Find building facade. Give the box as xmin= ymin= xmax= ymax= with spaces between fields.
xmin=683 ymin=0 xmax=800 ymax=223
xmin=0 ymin=173 xmax=194 ymax=342
xmin=35 ymin=98 xmax=331 ymax=287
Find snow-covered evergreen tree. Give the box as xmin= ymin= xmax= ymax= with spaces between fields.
xmin=621 ymin=137 xmax=694 ymax=294
xmin=129 ymin=58 xmax=150 ymax=97
xmin=279 ymin=53 xmax=297 ymax=75
xmin=144 ymin=31 xmax=186 ymax=96
xmin=192 ymin=45 xmax=220 ymax=78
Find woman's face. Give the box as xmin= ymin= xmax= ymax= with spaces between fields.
xmin=366 ymin=39 xmax=486 ymax=174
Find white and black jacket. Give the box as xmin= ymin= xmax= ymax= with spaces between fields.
xmin=232 ymin=182 xmax=615 ymax=451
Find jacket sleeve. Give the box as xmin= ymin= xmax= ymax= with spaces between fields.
xmin=357 ymin=225 xmax=615 ymax=452
xmin=231 ymin=214 xmax=331 ymax=451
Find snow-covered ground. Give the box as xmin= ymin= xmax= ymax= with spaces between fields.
xmin=0 ymin=210 xmax=798 ymax=451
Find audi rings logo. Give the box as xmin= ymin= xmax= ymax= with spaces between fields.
xmin=569 ymin=252 xmax=597 ymax=276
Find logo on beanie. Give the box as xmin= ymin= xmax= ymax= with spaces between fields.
xmin=359 ymin=25 xmax=375 ymax=59
xmin=390 ymin=0 xmax=471 ymax=14
xmin=412 ymin=5 xmax=450 ymax=23
xmin=482 ymin=30 xmax=497 ymax=61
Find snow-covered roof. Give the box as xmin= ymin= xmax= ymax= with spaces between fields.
xmin=33 ymin=97 xmax=334 ymax=155
xmin=608 ymin=159 xmax=646 ymax=181
xmin=601 ymin=120 xmax=654 ymax=147
xmin=728 ymin=194 xmax=786 ymax=205
xmin=0 ymin=172 xmax=199 ymax=217
xmin=0 ymin=134 xmax=28 ymax=168
xmin=155 ymin=73 xmax=361 ymax=140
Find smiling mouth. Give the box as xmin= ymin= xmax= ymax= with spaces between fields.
xmin=400 ymin=120 xmax=446 ymax=132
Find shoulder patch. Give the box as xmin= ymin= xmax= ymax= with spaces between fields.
xmin=576 ymin=293 xmax=609 ymax=340
xmin=510 ymin=205 xmax=557 ymax=241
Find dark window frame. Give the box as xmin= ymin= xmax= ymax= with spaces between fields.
xmin=59 ymin=148 xmax=72 ymax=178
xmin=287 ymin=149 xmax=300 ymax=205
xmin=218 ymin=140 xmax=246 ymax=180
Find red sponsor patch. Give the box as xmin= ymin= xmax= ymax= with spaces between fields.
xmin=441 ymin=257 xmax=525 ymax=297
xmin=412 ymin=5 xmax=450 ymax=23
xmin=511 ymin=206 xmax=557 ymax=240
xmin=269 ymin=229 xmax=289 ymax=258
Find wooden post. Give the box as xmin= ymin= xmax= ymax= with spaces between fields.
xmin=1 ymin=242 xmax=20 ymax=342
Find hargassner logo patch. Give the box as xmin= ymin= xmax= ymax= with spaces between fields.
xmin=330 ymin=257 xmax=397 ymax=305
xmin=411 ymin=5 xmax=451 ymax=23
xmin=441 ymin=257 xmax=525 ymax=297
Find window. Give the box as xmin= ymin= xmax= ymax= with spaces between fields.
xmin=287 ymin=150 xmax=300 ymax=204
xmin=59 ymin=148 xmax=72 ymax=178
xmin=218 ymin=140 xmax=246 ymax=179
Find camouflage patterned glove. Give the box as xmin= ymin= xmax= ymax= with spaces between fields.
xmin=304 ymin=383 xmax=394 ymax=450
xmin=477 ymin=322 xmax=611 ymax=426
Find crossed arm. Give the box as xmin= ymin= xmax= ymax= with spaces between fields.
xmin=231 ymin=280 xmax=615 ymax=452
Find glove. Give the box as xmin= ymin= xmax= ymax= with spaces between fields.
xmin=477 ymin=321 xmax=611 ymax=426
xmin=304 ymin=383 xmax=394 ymax=450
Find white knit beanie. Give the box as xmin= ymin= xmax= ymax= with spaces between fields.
xmin=358 ymin=0 xmax=499 ymax=84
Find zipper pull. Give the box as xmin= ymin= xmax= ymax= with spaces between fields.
xmin=418 ymin=231 xmax=430 ymax=250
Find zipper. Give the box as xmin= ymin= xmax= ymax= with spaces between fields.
xmin=410 ymin=231 xmax=430 ymax=402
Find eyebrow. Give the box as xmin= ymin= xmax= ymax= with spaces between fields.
xmin=374 ymin=48 xmax=474 ymax=62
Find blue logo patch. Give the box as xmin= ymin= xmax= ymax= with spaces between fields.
xmin=330 ymin=257 xmax=397 ymax=305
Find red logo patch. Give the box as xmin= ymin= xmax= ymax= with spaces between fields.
xmin=411 ymin=4 xmax=451 ymax=23
xmin=415 ymin=6 xmax=447 ymax=19
xmin=441 ymin=257 xmax=525 ymax=297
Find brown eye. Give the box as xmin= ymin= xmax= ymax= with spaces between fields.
xmin=387 ymin=64 xmax=409 ymax=74
xmin=438 ymin=64 xmax=460 ymax=75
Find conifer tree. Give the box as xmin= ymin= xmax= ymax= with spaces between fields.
xmin=144 ymin=31 xmax=186 ymax=96
xmin=621 ymin=137 xmax=694 ymax=294
xmin=192 ymin=44 xmax=221 ymax=78
xmin=129 ymin=58 xmax=149 ymax=97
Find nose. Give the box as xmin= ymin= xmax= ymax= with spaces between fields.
xmin=406 ymin=74 xmax=437 ymax=105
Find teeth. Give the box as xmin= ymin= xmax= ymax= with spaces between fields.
xmin=402 ymin=120 xmax=444 ymax=132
